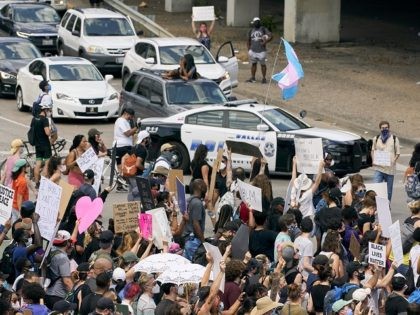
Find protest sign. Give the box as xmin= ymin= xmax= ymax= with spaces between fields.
xmin=365 ymin=182 xmax=388 ymax=200
xmin=373 ymin=150 xmax=391 ymax=167
xmin=294 ymin=138 xmax=323 ymax=174
xmin=209 ymin=148 xmax=223 ymax=200
xmin=91 ymin=158 xmax=104 ymax=194
xmin=231 ymin=224 xmax=250 ymax=259
xmin=226 ymin=140 xmax=263 ymax=158
xmin=35 ymin=177 xmax=62 ymax=240
xmin=168 ymin=169 xmax=183 ymax=194
xmin=136 ymin=177 xmax=155 ymax=212
xmin=40 ymin=222 xmax=60 ymax=269
xmin=146 ymin=207 xmax=171 ymax=249
xmin=389 ymin=221 xmax=403 ymax=267
xmin=192 ymin=6 xmax=215 ymax=21
xmin=237 ymin=179 xmax=262 ymax=212
xmin=203 ymin=242 xmax=225 ymax=292
xmin=113 ymin=202 xmax=141 ymax=234
xmin=0 ymin=185 xmax=14 ymax=225
xmin=139 ymin=213 xmax=152 ymax=239
xmin=368 ymin=242 xmax=386 ymax=268
xmin=349 ymin=233 xmax=360 ymax=261
xmin=76 ymin=147 xmax=98 ymax=173
xmin=376 ymin=196 xmax=392 ymax=238
xmin=58 ymin=180 xmax=74 ymax=220
xmin=75 ymin=196 xmax=104 ymax=234
xmin=176 ymin=177 xmax=187 ymax=214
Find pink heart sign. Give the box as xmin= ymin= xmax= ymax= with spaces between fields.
xmin=76 ymin=196 xmax=104 ymax=233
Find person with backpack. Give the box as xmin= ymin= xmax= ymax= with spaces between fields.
xmin=371 ymin=120 xmax=400 ymax=201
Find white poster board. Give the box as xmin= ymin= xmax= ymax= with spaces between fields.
xmin=203 ymin=242 xmax=225 ymax=292
xmin=0 ymin=185 xmax=14 ymax=225
xmin=237 ymin=179 xmax=262 ymax=212
xmin=76 ymin=147 xmax=98 ymax=173
xmin=389 ymin=221 xmax=403 ymax=267
xmin=91 ymin=158 xmax=104 ymax=194
xmin=192 ymin=6 xmax=215 ymax=21
xmin=35 ymin=177 xmax=62 ymax=240
xmin=365 ymin=182 xmax=388 ymax=200
xmin=368 ymin=242 xmax=386 ymax=268
xmin=373 ymin=150 xmax=391 ymax=167
xmin=146 ymin=207 xmax=172 ymax=249
xmin=294 ymin=138 xmax=323 ymax=174
xmin=376 ymin=196 xmax=392 ymax=238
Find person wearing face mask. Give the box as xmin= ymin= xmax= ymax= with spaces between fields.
xmin=137 ymin=273 xmax=157 ymax=315
xmin=341 ymin=207 xmax=360 ymax=261
xmin=153 ymin=143 xmax=177 ymax=171
xmin=214 ymin=155 xmax=229 ymax=203
xmin=155 ymin=283 xmax=178 ymax=315
xmin=331 ymin=299 xmax=353 ymax=315
xmin=371 ymin=120 xmax=400 ymax=201
xmin=357 ymin=198 xmax=377 ymax=235
xmin=385 ymin=274 xmax=409 ymax=315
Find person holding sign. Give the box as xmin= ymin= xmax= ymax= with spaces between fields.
xmin=65 ymin=135 xmax=90 ymax=188
xmin=371 ymin=121 xmax=400 ymax=201
xmin=191 ymin=13 xmax=215 ymax=50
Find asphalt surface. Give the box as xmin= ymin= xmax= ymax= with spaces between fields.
xmin=0 ymin=77 xmax=414 ymax=237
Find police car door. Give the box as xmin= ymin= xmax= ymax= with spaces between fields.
xmin=226 ymin=110 xmax=277 ymax=172
xmin=181 ymin=109 xmax=227 ymax=166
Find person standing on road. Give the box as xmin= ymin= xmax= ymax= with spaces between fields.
xmin=65 ymin=135 xmax=89 ymax=188
xmin=88 ymin=128 xmax=108 ymax=157
xmin=371 ymin=121 xmax=400 ymax=201
xmin=246 ymin=17 xmax=272 ymax=84
xmin=191 ymin=16 xmax=215 ymax=50
xmin=113 ymin=108 xmax=138 ymax=192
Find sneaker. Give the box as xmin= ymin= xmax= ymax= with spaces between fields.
xmin=116 ymin=186 xmax=128 ymax=193
xmin=246 ymin=77 xmax=256 ymax=83
xmin=262 ymin=78 xmax=267 ymax=84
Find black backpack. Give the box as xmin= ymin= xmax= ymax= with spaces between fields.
xmin=27 ymin=117 xmax=38 ymax=146
xmin=32 ymin=93 xmax=46 ymax=117
xmin=0 ymin=242 xmax=17 ymax=283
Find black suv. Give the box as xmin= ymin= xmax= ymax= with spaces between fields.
xmin=120 ymin=69 xmax=231 ymax=118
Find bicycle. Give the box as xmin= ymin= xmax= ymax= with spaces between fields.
xmin=102 ymin=144 xmax=128 ymax=191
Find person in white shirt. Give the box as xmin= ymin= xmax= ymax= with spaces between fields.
xmin=409 ymin=227 xmax=420 ymax=286
xmin=293 ymin=217 xmax=315 ymax=280
xmin=137 ymin=274 xmax=157 ymax=315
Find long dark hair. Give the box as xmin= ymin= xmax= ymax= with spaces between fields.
xmin=70 ymin=134 xmax=85 ymax=151
xmin=47 ymin=156 xmax=61 ymax=177
xmin=191 ymin=144 xmax=208 ymax=168
xmin=184 ymin=54 xmax=198 ymax=79
xmin=214 ymin=204 xmax=233 ymax=233
xmin=88 ymin=135 xmax=100 ymax=154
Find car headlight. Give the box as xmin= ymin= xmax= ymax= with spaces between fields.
xmin=0 ymin=71 xmax=16 ymax=80
xmin=108 ymin=92 xmax=118 ymax=100
xmin=56 ymin=93 xmax=77 ymax=102
xmin=16 ymin=31 xmax=30 ymax=38
xmin=87 ymin=45 xmax=106 ymax=54
xmin=219 ymin=71 xmax=230 ymax=81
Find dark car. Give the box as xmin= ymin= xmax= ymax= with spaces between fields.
xmin=0 ymin=37 xmax=42 ymax=97
xmin=0 ymin=3 xmax=61 ymax=53
xmin=120 ymin=68 xmax=232 ymax=119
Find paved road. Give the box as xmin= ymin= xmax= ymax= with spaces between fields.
xmin=0 ymin=78 xmax=413 ymax=236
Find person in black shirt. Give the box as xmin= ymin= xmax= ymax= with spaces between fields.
xmin=266 ymin=197 xmax=285 ymax=232
xmin=248 ymin=211 xmax=277 ymax=261
xmin=79 ymin=272 xmax=110 ymax=315
xmin=385 ymin=274 xmax=409 ymax=315
xmin=190 ymin=144 xmax=212 ymax=188
xmin=134 ymin=130 xmax=149 ymax=176
xmin=155 ymin=283 xmax=178 ymax=315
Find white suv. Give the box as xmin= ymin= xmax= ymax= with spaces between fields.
xmin=57 ymin=8 xmax=139 ymax=73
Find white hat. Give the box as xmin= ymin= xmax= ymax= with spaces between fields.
xmin=137 ymin=130 xmax=150 ymax=144
xmin=53 ymin=230 xmax=71 ymax=245
xmin=294 ymin=174 xmax=313 ymax=191
xmin=112 ymin=267 xmax=126 ymax=282
xmin=352 ymin=288 xmax=371 ymax=302
xmin=251 ymin=17 xmax=260 ymax=23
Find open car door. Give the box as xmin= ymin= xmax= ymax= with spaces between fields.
xmin=216 ymin=41 xmax=238 ymax=88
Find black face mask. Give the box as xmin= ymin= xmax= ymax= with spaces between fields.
xmin=357 ymin=272 xmax=365 ymax=281
xmin=254 ymin=21 xmax=261 ymax=28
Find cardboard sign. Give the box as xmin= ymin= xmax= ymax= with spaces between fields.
xmin=58 ymin=180 xmax=74 ymax=220
xmin=365 ymin=182 xmax=388 ymax=200
xmin=226 ymin=140 xmax=263 ymax=158
xmin=75 ymin=197 xmax=104 ymax=234
xmin=76 ymin=147 xmax=98 ymax=173
xmin=349 ymin=233 xmax=360 ymax=261
xmin=203 ymin=242 xmax=225 ymax=292
xmin=0 ymin=185 xmax=14 ymax=225
xmin=368 ymin=242 xmax=386 ymax=268
xmin=373 ymin=150 xmax=391 ymax=167
xmin=294 ymin=138 xmax=323 ymax=174
xmin=209 ymin=149 xmax=224 ymax=201
xmin=231 ymin=224 xmax=250 ymax=259
xmin=176 ymin=177 xmax=187 ymax=214
xmin=136 ymin=177 xmax=155 ymax=212
xmin=146 ymin=207 xmax=172 ymax=249
xmin=389 ymin=221 xmax=403 ymax=267
xmin=35 ymin=177 xmax=62 ymax=240
xmin=237 ymin=179 xmax=262 ymax=212
xmin=376 ymin=196 xmax=392 ymax=238
xmin=192 ymin=5 xmax=215 ymax=21
xmin=113 ymin=202 xmax=141 ymax=234
xmin=168 ymin=169 xmax=184 ymax=194
xmin=139 ymin=213 xmax=152 ymax=239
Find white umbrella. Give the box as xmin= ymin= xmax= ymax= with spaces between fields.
xmin=156 ymin=263 xmax=212 ymax=286
xmin=133 ymin=253 xmax=190 ymax=274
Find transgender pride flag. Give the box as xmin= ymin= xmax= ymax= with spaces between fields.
xmin=272 ymin=39 xmax=304 ymax=100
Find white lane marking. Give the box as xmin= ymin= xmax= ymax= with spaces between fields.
xmin=0 ymin=115 xmax=29 ymax=128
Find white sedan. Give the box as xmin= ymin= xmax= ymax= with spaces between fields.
xmin=16 ymin=56 xmax=119 ymax=119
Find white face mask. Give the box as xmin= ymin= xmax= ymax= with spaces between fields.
xmin=177 ymin=285 xmax=184 ymax=296
xmin=152 ymin=283 xmax=160 ymax=294
xmin=219 ymin=162 xmax=226 ymax=171
xmin=46 ymin=111 xmax=52 ymax=118
xmin=25 ymin=237 xmax=33 ymax=247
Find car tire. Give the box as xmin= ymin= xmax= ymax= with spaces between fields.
xmin=170 ymin=141 xmax=190 ymax=173
xmin=16 ymin=88 xmax=28 ymax=112
xmin=58 ymin=43 xmax=64 ymax=56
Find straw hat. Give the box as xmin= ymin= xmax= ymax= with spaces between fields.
xmin=294 ymin=173 xmax=312 ymax=191
xmin=250 ymin=296 xmax=282 ymax=315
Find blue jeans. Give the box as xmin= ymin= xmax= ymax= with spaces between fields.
xmin=373 ymin=170 xmax=394 ymax=201
xmin=183 ymin=236 xmax=201 ymax=261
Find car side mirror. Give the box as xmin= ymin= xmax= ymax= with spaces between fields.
xmin=218 ymin=56 xmax=229 ymax=63
xmin=104 ymin=74 xmax=114 ymax=82
xmin=227 ymin=96 xmax=237 ymax=101
xmin=137 ymin=30 xmax=144 ymax=36
xmin=145 ymin=57 xmax=155 ymax=64
xmin=72 ymin=30 xmax=80 ymax=37
xmin=299 ymin=110 xmax=307 ymax=119
xmin=33 ymin=75 xmax=43 ymax=81
xmin=150 ymin=95 xmax=162 ymax=105
xmin=257 ymin=123 xmax=269 ymax=132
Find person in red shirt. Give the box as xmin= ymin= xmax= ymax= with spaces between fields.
xmin=11 ymin=159 xmax=29 ymax=223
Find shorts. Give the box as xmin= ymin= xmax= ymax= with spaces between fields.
xmin=115 ymin=145 xmax=132 ymax=165
xmin=248 ymin=50 xmax=267 ymax=65
xmin=35 ymin=145 xmax=52 ymax=161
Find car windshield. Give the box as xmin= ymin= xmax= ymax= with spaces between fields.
xmin=84 ymin=18 xmax=135 ymax=36
xmin=49 ymin=64 xmax=103 ymax=81
xmin=14 ymin=6 xmax=60 ymax=23
xmin=166 ymin=81 xmax=227 ymax=105
xmin=0 ymin=42 xmax=41 ymax=60
xmin=260 ymin=108 xmax=308 ymax=131
xmin=159 ymin=45 xmax=215 ymax=65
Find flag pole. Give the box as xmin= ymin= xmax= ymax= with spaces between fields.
xmin=264 ymin=38 xmax=283 ymax=105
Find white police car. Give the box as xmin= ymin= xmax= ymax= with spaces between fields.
xmin=141 ymin=103 xmax=370 ymax=175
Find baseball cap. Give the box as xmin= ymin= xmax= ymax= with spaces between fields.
xmin=152 ymin=166 xmax=169 ymax=177
xmin=160 ymin=143 xmax=175 ymax=152
xmin=96 ymin=297 xmax=115 ymax=311
xmin=352 ymin=288 xmax=371 ymax=302
xmin=21 ymin=200 xmax=35 ymax=213
xmin=10 ymin=139 xmax=24 ymax=154
xmin=53 ymin=300 xmax=77 ymax=312
xmin=313 ymin=254 xmax=333 ymax=266
xmin=251 ymin=17 xmax=260 ymax=23
xmin=122 ymin=251 xmax=139 ymax=263
xmin=137 ymin=130 xmax=150 ymax=144
xmin=83 ymin=169 xmax=95 ymax=180
xmin=99 ymin=230 xmax=114 ymax=244
xmin=88 ymin=128 xmax=103 ymax=138
xmin=392 ymin=273 xmax=407 ymax=290
xmin=112 ymin=267 xmax=126 ymax=282
xmin=346 ymin=261 xmax=366 ymax=275
xmin=328 ymin=188 xmax=343 ymax=201
xmin=332 ymin=299 xmax=352 ymax=312
xmin=77 ymin=262 xmax=90 ymax=272
xmin=53 ymin=230 xmax=71 ymax=245
xmin=12 ymin=159 xmax=27 ymax=172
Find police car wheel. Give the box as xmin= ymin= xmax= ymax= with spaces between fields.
xmin=170 ymin=141 xmax=190 ymax=173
